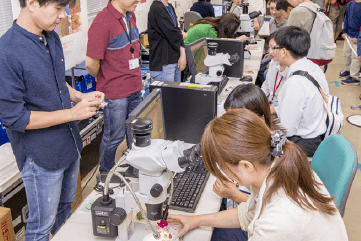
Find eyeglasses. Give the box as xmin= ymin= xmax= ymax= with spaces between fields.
xmin=269 ymin=45 xmax=283 ymax=50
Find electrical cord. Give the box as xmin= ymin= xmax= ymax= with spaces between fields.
xmin=64 ymin=121 xmax=127 ymax=221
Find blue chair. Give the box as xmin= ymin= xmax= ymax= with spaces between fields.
xmin=311 ymin=134 xmax=358 ymax=217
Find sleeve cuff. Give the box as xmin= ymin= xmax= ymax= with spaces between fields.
xmin=11 ymin=110 xmax=31 ymax=133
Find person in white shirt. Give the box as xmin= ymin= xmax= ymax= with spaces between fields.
xmin=248 ymin=0 xmax=266 ymax=34
xmin=270 ymin=26 xmax=329 ymax=156
xmin=168 ymin=108 xmax=348 ymax=241
xmin=229 ymin=0 xmax=242 ymax=17
xmin=262 ymin=36 xmax=289 ymax=107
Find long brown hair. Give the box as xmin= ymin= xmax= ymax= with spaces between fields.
xmin=201 ymin=108 xmax=337 ymax=215
xmin=193 ymin=13 xmax=240 ymax=38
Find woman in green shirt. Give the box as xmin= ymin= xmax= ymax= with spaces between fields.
xmin=184 ymin=13 xmax=248 ymax=45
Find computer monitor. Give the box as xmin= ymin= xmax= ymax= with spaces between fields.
xmin=185 ymin=37 xmax=245 ymax=83
xmin=185 ymin=37 xmax=208 ymax=83
xmin=126 ymin=89 xmax=165 ymax=145
xmin=213 ymin=5 xmax=227 ymax=17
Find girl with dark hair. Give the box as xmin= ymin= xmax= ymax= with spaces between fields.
xmin=169 ymin=108 xmax=348 ymax=240
xmin=184 ymin=13 xmax=247 ymax=45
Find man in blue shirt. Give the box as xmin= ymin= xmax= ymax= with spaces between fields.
xmin=190 ymin=0 xmax=215 ymax=18
xmin=0 ymin=0 xmax=105 ymax=240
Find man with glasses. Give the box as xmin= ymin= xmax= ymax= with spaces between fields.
xmin=270 ymin=26 xmax=329 ymax=157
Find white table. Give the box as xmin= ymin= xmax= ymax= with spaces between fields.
xmin=52 ymin=171 xmax=221 ymax=241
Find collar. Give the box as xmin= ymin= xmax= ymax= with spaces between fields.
xmin=286 ymin=57 xmax=308 ymax=79
xmin=12 ymin=20 xmax=51 ymax=44
xmin=274 ymin=61 xmax=289 ymax=76
xmin=107 ymin=1 xmax=132 ymax=20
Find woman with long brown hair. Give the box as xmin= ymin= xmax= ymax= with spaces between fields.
xmin=169 ymin=109 xmax=348 ymax=240
xmin=184 ymin=13 xmax=248 ymax=45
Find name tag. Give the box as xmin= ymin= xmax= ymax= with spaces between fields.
xmin=129 ymin=58 xmax=139 ymax=70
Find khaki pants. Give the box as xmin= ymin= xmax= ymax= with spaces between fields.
xmin=343 ymin=36 xmax=360 ymax=80
xmin=329 ymin=4 xmax=348 ymax=34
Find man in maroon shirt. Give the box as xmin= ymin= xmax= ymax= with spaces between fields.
xmin=86 ymin=0 xmax=143 ymax=172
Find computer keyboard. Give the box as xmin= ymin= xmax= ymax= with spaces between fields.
xmin=167 ymin=162 xmax=210 ymax=213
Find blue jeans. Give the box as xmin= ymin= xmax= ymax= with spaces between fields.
xmin=21 ymin=156 xmax=80 ymax=241
xmin=210 ymin=198 xmax=248 ymax=241
xmin=99 ymin=91 xmax=143 ymax=172
xmin=257 ymin=56 xmax=272 ymax=85
xmin=150 ymin=63 xmax=181 ymax=82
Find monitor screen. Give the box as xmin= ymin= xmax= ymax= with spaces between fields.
xmin=185 ymin=37 xmax=208 ymax=83
xmin=126 ymin=89 xmax=165 ymax=142
xmin=213 ymin=5 xmax=223 ymax=17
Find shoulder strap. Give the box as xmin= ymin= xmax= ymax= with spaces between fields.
xmin=292 ymin=70 xmax=322 ymax=94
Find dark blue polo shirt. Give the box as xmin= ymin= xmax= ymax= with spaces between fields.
xmin=0 ymin=22 xmax=82 ymax=171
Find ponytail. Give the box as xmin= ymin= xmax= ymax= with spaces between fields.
xmin=263 ymin=141 xmax=337 ymax=215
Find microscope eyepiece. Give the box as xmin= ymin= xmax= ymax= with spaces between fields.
xmin=131 ymin=117 xmax=153 ymax=147
xmin=207 ymin=42 xmax=218 ymax=56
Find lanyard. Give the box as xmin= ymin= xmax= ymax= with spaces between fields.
xmin=159 ymin=0 xmax=177 ymax=27
xmin=272 ymin=71 xmax=283 ymax=101
xmin=118 ymin=18 xmax=135 ymax=58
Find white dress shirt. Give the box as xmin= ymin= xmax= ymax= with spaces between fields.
xmin=275 ymin=58 xmax=329 ymax=138
xmin=261 ymin=60 xmax=289 ymax=107
xmin=248 ymin=0 xmax=266 ymax=15
xmin=238 ymin=170 xmax=348 ymax=240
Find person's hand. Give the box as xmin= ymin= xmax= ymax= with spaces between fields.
xmin=342 ymin=33 xmax=348 ymax=40
xmin=254 ymin=18 xmax=260 ymax=31
xmin=167 ymin=214 xmax=200 ymax=237
xmin=182 ymin=31 xmax=187 ymax=40
xmin=70 ymin=98 xmax=102 ymax=121
xmin=330 ymin=0 xmax=337 ymax=5
xmin=263 ymin=53 xmax=271 ymax=59
xmin=80 ymin=91 xmax=105 ymax=105
xmin=213 ymin=178 xmax=239 ymax=200
xmin=266 ymin=61 xmax=271 ymax=69
xmin=358 ymin=56 xmax=361 ymax=62
xmin=178 ymin=54 xmax=187 ymax=72
xmin=236 ymin=35 xmax=248 ymax=41
xmin=353 ymin=38 xmax=357 ymax=45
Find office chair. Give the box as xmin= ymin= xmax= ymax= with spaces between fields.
xmin=184 ymin=11 xmax=202 ymax=32
xmin=311 ymin=134 xmax=358 ymax=217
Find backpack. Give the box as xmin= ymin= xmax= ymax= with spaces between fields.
xmin=291 ymin=70 xmax=344 ymax=138
xmin=299 ymin=3 xmax=336 ymax=61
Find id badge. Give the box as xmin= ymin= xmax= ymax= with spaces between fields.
xmin=129 ymin=58 xmax=139 ymax=70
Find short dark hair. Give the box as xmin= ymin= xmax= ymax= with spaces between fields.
xmin=19 ymin=0 xmax=75 ymax=8
xmin=276 ymin=0 xmax=293 ymax=11
xmin=273 ymin=26 xmax=310 ymax=59
xmin=269 ymin=0 xmax=279 ymax=4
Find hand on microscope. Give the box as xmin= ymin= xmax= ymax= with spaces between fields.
xmin=236 ymin=35 xmax=249 ymax=41
xmin=167 ymin=214 xmax=200 ymax=238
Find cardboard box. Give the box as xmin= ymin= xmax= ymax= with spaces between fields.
xmin=0 ymin=207 xmax=16 ymax=241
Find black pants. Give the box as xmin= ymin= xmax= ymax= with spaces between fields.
xmin=287 ymin=135 xmax=323 ymax=157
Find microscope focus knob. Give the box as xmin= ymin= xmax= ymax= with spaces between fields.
xmin=216 ymin=70 xmax=222 ymax=76
xmin=109 ymin=208 xmax=127 ymax=226
xmin=150 ymin=183 xmax=163 ymax=198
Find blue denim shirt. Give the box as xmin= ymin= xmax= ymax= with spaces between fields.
xmin=0 ymin=22 xmax=82 ymax=171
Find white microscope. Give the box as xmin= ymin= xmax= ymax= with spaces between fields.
xmin=195 ymin=42 xmax=240 ymax=85
xmin=91 ymin=117 xmax=202 ymax=241
xmin=239 ymin=2 xmax=262 ymax=58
